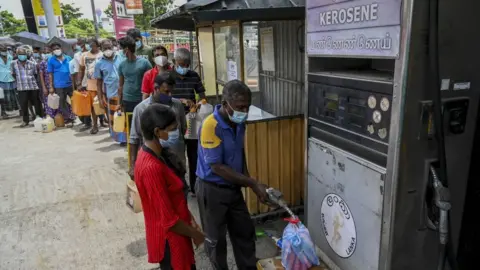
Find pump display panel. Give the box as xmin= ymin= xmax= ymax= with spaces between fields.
xmin=308 ymin=72 xmax=393 ymax=166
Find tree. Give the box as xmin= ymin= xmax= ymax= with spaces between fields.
xmin=60 ymin=3 xmax=83 ymax=25
xmin=104 ymin=4 xmax=113 ymax=19
xmin=0 ymin=9 xmax=27 ymax=35
xmin=64 ymin=18 xmax=111 ymax=39
xmin=134 ymin=0 xmax=173 ymax=32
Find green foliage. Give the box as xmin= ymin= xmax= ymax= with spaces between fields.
xmin=134 ymin=0 xmax=173 ymax=31
xmin=64 ymin=18 xmax=111 ymax=39
xmin=60 ymin=3 xmax=83 ymax=25
xmin=104 ymin=4 xmax=113 ymax=19
xmin=0 ymin=9 xmax=27 ymax=35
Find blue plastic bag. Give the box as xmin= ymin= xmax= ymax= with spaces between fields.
xmin=281 ymin=219 xmax=320 ymax=270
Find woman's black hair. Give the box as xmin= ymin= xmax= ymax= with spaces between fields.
xmin=88 ymin=38 xmax=100 ymax=47
xmin=49 ymin=42 xmax=62 ymax=49
xmin=154 ymin=45 xmax=168 ymax=54
xmin=118 ymin=36 xmax=136 ymax=53
xmin=126 ymin=28 xmax=142 ymax=39
xmin=140 ymin=104 xmax=177 ymax=141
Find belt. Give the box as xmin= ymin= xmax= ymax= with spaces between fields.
xmin=201 ymin=179 xmax=240 ymax=190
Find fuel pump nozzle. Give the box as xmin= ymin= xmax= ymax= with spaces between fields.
xmin=430 ymin=166 xmax=451 ymax=245
xmin=266 ymin=188 xmax=296 ymax=219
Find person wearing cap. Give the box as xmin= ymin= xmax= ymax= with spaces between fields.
xmin=128 ymin=72 xmax=186 ymax=182
xmin=141 ymin=45 xmax=171 ymax=100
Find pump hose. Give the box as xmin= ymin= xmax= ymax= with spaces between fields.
xmin=428 ymin=0 xmax=459 ymax=269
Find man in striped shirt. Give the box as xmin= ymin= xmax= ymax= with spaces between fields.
xmin=172 ymin=48 xmax=207 ymax=196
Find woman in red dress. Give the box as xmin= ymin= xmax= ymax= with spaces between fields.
xmin=134 ymin=103 xmax=204 ymax=270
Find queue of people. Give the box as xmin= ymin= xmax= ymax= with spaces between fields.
xmin=0 ymin=28 xmax=274 ymax=270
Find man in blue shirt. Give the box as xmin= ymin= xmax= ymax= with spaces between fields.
xmin=94 ymin=39 xmax=126 ymax=144
xmin=196 ymin=80 xmax=272 ymax=270
xmin=47 ymin=42 xmax=74 ymax=126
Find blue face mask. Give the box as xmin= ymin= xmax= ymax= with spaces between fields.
xmin=0 ymin=52 xmax=7 ymax=57
xmin=18 ymin=55 xmax=28 ymax=62
xmin=33 ymin=53 xmax=40 ymax=58
xmin=135 ymin=40 xmax=142 ymax=49
xmin=175 ymin=65 xmax=188 ymax=76
xmin=75 ymin=45 xmax=82 ymax=52
xmin=160 ymin=129 xmax=180 ymax=148
xmin=227 ymin=102 xmax=248 ymax=124
xmin=156 ymin=93 xmax=172 ymax=105
xmin=85 ymin=44 xmax=91 ymax=51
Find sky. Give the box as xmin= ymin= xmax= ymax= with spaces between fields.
xmin=1 ymin=0 xmax=185 ymax=19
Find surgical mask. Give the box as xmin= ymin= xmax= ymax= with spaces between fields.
xmin=227 ymin=102 xmax=248 ymax=124
xmin=154 ymin=55 xmax=168 ymax=67
xmin=75 ymin=45 xmax=82 ymax=52
xmin=156 ymin=93 xmax=172 ymax=105
xmin=104 ymin=50 xmax=114 ymax=58
xmin=135 ymin=40 xmax=142 ymax=49
xmin=33 ymin=53 xmax=40 ymax=58
xmin=42 ymin=53 xmax=51 ymax=60
xmin=18 ymin=55 xmax=27 ymax=61
xmin=160 ymin=129 xmax=180 ymax=148
xmin=175 ymin=65 xmax=188 ymax=76
xmin=0 ymin=52 xmax=7 ymax=56
xmin=113 ymin=46 xmax=118 ymax=52
xmin=85 ymin=44 xmax=91 ymax=51
xmin=53 ymin=49 xmax=62 ymax=56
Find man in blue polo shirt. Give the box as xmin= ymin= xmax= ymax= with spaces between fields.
xmin=196 ymin=80 xmax=272 ymax=270
xmin=47 ymin=42 xmax=74 ymax=126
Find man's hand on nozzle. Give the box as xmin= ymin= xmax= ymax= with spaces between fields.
xmin=252 ymin=182 xmax=277 ymax=207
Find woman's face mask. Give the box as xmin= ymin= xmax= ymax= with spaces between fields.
xmin=135 ymin=40 xmax=142 ymax=49
xmin=17 ymin=55 xmax=28 ymax=62
xmin=85 ymin=44 xmax=91 ymax=51
xmin=159 ymin=129 xmax=180 ymax=148
xmin=226 ymin=101 xmax=248 ymax=124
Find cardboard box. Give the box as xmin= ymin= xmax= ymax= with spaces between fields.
xmin=126 ymin=180 xmax=142 ymax=213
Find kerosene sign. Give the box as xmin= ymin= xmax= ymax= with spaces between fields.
xmin=306 ymin=0 xmax=402 ymax=58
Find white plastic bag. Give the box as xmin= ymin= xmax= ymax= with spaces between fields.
xmin=33 ymin=117 xmax=43 ymax=132
xmin=47 ymin=93 xmax=60 ymax=109
xmin=281 ymin=220 xmax=320 ymax=270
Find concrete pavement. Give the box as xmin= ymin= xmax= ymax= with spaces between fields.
xmin=0 ymin=118 xmax=279 ymax=270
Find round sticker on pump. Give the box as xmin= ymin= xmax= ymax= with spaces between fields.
xmin=321 ymin=193 xmax=357 ymax=258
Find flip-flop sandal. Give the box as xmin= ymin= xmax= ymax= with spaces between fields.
xmin=90 ymin=127 xmax=99 ymax=134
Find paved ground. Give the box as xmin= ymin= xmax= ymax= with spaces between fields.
xmin=0 ymin=117 xmax=281 ymax=270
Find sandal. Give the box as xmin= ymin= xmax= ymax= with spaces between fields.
xmin=20 ymin=122 xmax=28 ymax=128
xmin=90 ymin=126 xmax=99 ymax=134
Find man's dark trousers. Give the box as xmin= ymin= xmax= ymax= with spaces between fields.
xmin=186 ymin=139 xmax=198 ymax=193
xmin=195 ymin=179 xmax=257 ymax=270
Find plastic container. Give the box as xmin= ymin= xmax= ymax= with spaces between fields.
xmin=197 ymin=100 xmax=213 ymax=120
xmin=47 ymin=93 xmax=60 ymax=109
xmin=93 ymin=96 xmax=105 ymax=115
xmin=113 ymin=111 xmax=125 ymax=133
xmin=71 ymin=91 xmax=91 ymax=116
xmin=185 ymin=111 xmax=198 ymax=139
xmin=42 ymin=116 xmax=55 ymax=133
xmin=33 ymin=116 xmax=43 ymax=132
xmin=54 ymin=113 xmax=65 ymax=127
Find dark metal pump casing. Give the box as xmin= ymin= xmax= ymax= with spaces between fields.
xmin=388 ymin=0 xmax=480 ymax=269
